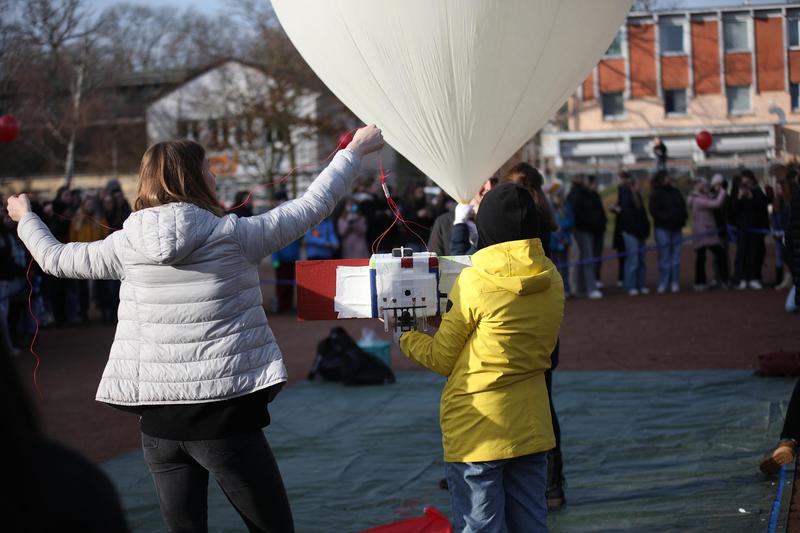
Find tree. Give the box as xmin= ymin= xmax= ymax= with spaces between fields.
xmin=220 ymin=0 xmax=350 ymax=197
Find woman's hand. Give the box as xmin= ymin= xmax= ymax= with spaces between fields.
xmin=7 ymin=194 xmax=31 ymax=222
xmin=347 ymin=125 xmax=384 ymax=158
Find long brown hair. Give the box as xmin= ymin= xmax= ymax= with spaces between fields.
xmin=135 ymin=140 xmax=223 ymax=216
xmin=502 ymin=162 xmax=557 ymax=232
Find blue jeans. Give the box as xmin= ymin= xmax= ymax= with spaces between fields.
xmin=551 ymin=248 xmax=570 ymax=295
xmin=446 ymin=453 xmax=548 ymax=533
xmin=622 ymin=232 xmax=647 ymax=292
xmin=654 ymin=228 xmax=682 ymax=289
xmin=573 ymin=231 xmax=597 ymax=295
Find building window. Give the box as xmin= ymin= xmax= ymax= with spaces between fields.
xmin=789 ymin=16 xmax=800 ymax=48
xmin=664 ymin=89 xmax=687 ymax=115
xmin=604 ymin=29 xmax=624 ymax=58
xmin=660 ymin=19 xmax=685 ymax=54
xmin=723 ymin=18 xmax=750 ymax=52
xmin=726 ymin=85 xmax=751 ymax=114
xmin=791 ymin=83 xmax=800 ymax=111
xmin=601 ymin=92 xmax=625 ymax=119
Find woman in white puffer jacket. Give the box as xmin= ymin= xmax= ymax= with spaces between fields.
xmin=7 ymin=125 xmax=384 ymax=533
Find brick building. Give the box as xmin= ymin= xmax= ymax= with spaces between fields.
xmin=542 ymin=2 xmax=800 ymax=181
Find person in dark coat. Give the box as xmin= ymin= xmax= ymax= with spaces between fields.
xmin=230 ymin=190 xmax=254 ymax=218
xmin=729 ymin=170 xmax=769 ymax=290
xmin=567 ymin=175 xmax=606 ymax=298
xmin=653 ymin=136 xmax=668 ymax=172
xmin=587 ymin=175 xmax=608 ymax=288
xmin=649 ymin=171 xmax=687 ymax=293
xmin=617 ymin=173 xmax=650 ymax=295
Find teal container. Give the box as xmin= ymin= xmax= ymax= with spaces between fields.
xmin=358 ymin=341 xmax=392 ymax=369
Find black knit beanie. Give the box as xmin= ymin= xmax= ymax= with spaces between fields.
xmin=475 ymin=183 xmax=540 ymax=250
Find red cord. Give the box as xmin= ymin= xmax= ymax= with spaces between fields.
xmin=370 ymin=159 xmax=429 ymax=253
xmin=227 ymin=128 xmax=359 ymax=213
xmin=25 ymin=258 xmax=42 ymax=399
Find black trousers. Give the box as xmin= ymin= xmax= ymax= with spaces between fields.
xmin=736 ymin=233 xmax=764 ymax=282
xmin=544 ymin=340 xmax=561 ymax=452
xmin=694 ymin=245 xmax=729 ymax=285
xmin=592 ymin=232 xmax=604 ymax=281
xmin=782 ymin=380 xmax=800 ymax=442
xmin=142 ymin=431 xmax=294 ymax=533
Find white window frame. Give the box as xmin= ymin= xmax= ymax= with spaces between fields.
xmin=659 ymin=16 xmax=687 ymax=56
xmin=723 ymin=15 xmax=752 ymax=53
xmin=663 ymin=88 xmax=688 ymax=117
xmin=788 ymin=13 xmax=800 ymax=49
xmin=726 ymin=85 xmax=752 ymax=115
xmin=601 ymin=91 xmax=626 ymax=121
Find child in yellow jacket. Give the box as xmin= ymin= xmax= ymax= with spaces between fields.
xmin=400 ymin=183 xmax=565 ymax=533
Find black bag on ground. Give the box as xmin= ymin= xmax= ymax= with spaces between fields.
xmin=308 ymin=327 xmax=395 ymax=385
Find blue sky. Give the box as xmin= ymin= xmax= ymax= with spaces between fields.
xmin=86 ymin=0 xmax=798 ymax=17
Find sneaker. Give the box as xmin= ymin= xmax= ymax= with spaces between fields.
xmin=693 ymin=284 xmax=708 ymax=292
xmin=588 ymin=290 xmax=603 ymax=300
xmin=657 ymin=285 xmax=667 ymax=294
xmin=596 ymin=281 xmax=605 ymax=290
xmin=670 ymin=283 xmax=680 ymax=293
xmin=627 ymin=289 xmax=639 ymax=296
xmin=748 ymin=280 xmax=763 ymax=290
xmin=640 ymin=287 xmax=650 ymax=295
xmin=737 ymin=280 xmax=747 ymax=290
xmin=616 ymin=280 xmax=624 ymax=288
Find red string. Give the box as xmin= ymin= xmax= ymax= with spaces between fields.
xmin=25 ymin=258 xmax=42 ymax=399
xmin=226 ymin=128 xmax=360 ymax=213
xmin=370 ymin=159 xmax=429 ymax=253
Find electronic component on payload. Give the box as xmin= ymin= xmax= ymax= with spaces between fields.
xmin=370 ymin=248 xmax=439 ymax=333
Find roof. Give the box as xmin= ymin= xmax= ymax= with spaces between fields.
xmin=630 ymin=1 xmax=799 ymax=17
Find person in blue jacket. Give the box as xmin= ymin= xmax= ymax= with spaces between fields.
xmin=305 ymin=216 xmax=339 ymax=260
xmin=548 ymin=179 xmax=574 ymax=296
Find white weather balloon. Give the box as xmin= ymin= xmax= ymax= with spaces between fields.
xmin=272 ymin=0 xmax=633 ymax=202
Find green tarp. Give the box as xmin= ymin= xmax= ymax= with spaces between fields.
xmin=102 ymin=371 xmax=794 ymax=532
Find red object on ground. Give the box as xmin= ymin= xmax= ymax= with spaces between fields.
xmin=359 ymin=507 xmax=453 ymax=533
xmin=0 ymin=114 xmax=18 ymax=143
xmin=695 ymin=130 xmax=712 ymax=151
xmin=296 ymin=258 xmax=369 ymax=320
xmin=337 ymin=131 xmax=355 ymax=151
xmin=757 ymin=351 xmax=800 ymax=377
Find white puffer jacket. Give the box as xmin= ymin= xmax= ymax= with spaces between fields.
xmin=18 ymin=149 xmax=361 ymax=406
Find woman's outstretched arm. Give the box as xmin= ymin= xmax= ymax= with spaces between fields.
xmin=235 ymin=125 xmax=383 ymax=264
xmin=8 ymin=195 xmax=124 ymax=280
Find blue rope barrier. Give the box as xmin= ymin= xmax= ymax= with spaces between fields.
xmin=767 ymin=464 xmax=788 ymax=533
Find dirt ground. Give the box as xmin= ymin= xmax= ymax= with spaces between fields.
xmin=14 ymin=247 xmax=798 ymax=464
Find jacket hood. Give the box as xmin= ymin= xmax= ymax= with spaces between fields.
xmin=470 ymin=238 xmax=553 ymax=295
xmin=123 ymin=203 xmax=221 ymax=264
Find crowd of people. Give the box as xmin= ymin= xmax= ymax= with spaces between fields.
xmin=540 ymin=165 xmax=796 ymax=300
xmin=2 ymin=161 xmax=797 ymax=355
xmin=0 ymin=180 xmax=131 ymax=355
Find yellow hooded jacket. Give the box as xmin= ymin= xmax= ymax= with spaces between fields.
xmin=400 ymin=238 xmax=564 ymax=463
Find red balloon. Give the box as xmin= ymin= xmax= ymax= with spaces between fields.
xmin=0 ymin=115 xmax=18 ymax=143
xmin=696 ymin=130 xmax=712 ymax=151
xmin=337 ymin=130 xmax=355 ymax=151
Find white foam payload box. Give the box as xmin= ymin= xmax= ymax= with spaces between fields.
xmin=370 ymin=248 xmax=439 ymax=333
